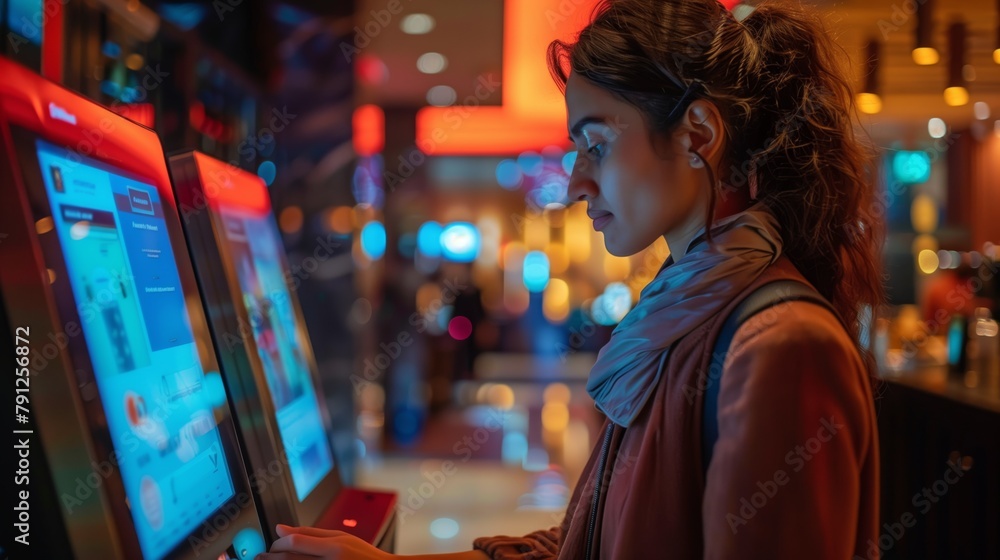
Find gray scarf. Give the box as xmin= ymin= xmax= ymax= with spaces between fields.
xmin=586 ymin=204 xmax=783 ymax=427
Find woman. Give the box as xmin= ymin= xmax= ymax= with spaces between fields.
xmin=258 ymin=0 xmax=883 ymax=558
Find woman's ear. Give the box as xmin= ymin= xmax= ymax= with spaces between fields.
xmin=676 ymin=100 xmax=725 ymax=167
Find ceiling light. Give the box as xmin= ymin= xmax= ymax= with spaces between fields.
xmin=401 ymin=13 xmax=434 ymax=34
xmin=974 ymin=101 xmax=990 ymax=120
xmin=928 ymin=118 xmax=947 ymax=138
xmin=417 ymin=52 xmax=447 ymax=74
xmin=913 ymin=0 xmax=938 ymax=65
xmin=856 ymin=39 xmax=882 ymax=114
xmin=944 ymin=21 xmax=968 ymax=107
xmin=427 ymin=85 xmax=457 ymax=107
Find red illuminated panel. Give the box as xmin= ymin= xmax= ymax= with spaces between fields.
xmin=43 ymin=0 xmax=65 ymax=81
xmin=191 ymin=151 xmax=271 ymax=217
xmin=353 ymin=104 xmax=384 ymax=156
xmin=0 ymin=56 xmax=173 ymax=207
xmin=112 ymin=103 xmax=155 ymax=129
xmin=415 ymin=0 xmax=599 ymax=156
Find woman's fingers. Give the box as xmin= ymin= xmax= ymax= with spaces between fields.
xmin=270 ymin=533 xmax=348 ymax=556
xmin=276 ymin=525 xmax=347 ymax=539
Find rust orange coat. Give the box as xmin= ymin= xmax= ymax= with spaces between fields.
xmin=474 ymin=257 xmax=880 ymax=559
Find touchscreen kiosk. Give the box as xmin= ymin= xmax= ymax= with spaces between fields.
xmin=0 ymin=57 xmax=265 ymax=560
xmin=169 ymin=152 xmax=396 ymax=549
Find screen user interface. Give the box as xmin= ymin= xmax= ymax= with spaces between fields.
xmin=36 ymin=138 xmax=236 ymax=560
xmin=216 ymin=206 xmax=334 ymax=501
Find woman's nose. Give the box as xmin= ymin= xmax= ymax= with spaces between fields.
xmin=567 ymin=158 xmax=598 ymax=202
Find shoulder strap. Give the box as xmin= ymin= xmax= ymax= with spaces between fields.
xmin=700 ymin=279 xmax=837 ymax=476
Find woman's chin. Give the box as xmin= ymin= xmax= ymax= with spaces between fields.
xmin=601 ymin=235 xmax=642 ymax=258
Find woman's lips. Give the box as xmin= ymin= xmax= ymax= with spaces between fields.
xmin=590 ymin=212 xmax=613 ymax=231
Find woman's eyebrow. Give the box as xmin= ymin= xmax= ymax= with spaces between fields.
xmin=568 ymin=116 xmax=607 ymax=141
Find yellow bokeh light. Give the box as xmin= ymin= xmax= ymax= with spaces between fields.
xmin=917 ymin=249 xmax=940 ymax=274
xmin=912 ymin=47 xmax=939 ymax=65
xmin=943 ymin=86 xmax=969 ymax=107
xmin=566 ymin=204 xmax=591 ymax=263
xmin=326 ymin=206 xmax=353 ymax=234
xmin=542 ymin=402 xmax=569 ymax=432
xmin=487 ymin=384 xmax=515 ymax=410
xmin=125 ymin=53 xmax=144 ymax=71
xmin=543 ymin=383 xmax=571 ymax=404
xmin=543 ymin=278 xmax=570 ymax=323
xmin=856 ymin=92 xmax=882 ymax=114
xmin=524 ymin=213 xmax=549 ymax=250
xmin=547 ymin=242 xmax=569 ymax=274
xmin=910 ymin=194 xmax=938 ymax=233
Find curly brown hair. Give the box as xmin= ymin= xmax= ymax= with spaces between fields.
xmin=549 ymin=0 xmax=886 ymax=363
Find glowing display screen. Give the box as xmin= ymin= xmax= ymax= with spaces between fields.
xmin=36 ymin=138 xmax=235 ymax=559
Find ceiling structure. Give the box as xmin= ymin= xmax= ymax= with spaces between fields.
xmin=354 ymin=0 xmax=504 ymax=108
xmin=355 ymin=0 xmax=1000 ymax=146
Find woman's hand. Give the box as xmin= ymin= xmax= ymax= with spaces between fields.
xmin=255 ymin=524 xmax=391 ymax=560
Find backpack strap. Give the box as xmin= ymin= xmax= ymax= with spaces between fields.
xmin=701 ymin=279 xmax=837 ymax=476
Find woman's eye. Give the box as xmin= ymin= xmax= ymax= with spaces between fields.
xmin=587 ymin=143 xmax=606 ymax=159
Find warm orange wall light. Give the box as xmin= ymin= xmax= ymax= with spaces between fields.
xmin=415 ymin=0 xmax=601 ymax=156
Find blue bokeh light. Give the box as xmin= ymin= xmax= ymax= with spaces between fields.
xmin=360 ymin=221 xmax=386 ymax=259
xmin=496 ymin=159 xmax=523 ymax=190
xmin=417 ymin=221 xmax=443 ymax=258
xmin=891 ymin=151 xmax=931 ymax=184
xmin=440 ymin=222 xmax=480 ymax=262
xmin=257 ymin=160 xmax=277 ymax=186
xmin=522 ymin=251 xmax=550 ymax=293
xmin=517 ymin=151 xmax=544 ymax=177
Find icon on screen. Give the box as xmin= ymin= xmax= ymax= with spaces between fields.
xmin=50 ymin=166 xmax=64 ymax=193
xmin=124 ymin=391 xmax=147 ymax=428
xmin=140 ymin=476 xmax=164 ymax=530
xmin=127 ymin=187 xmax=155 ymax=216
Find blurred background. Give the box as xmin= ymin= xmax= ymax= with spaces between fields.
xmin=4 ymin=0 xmax=1000 ymax=556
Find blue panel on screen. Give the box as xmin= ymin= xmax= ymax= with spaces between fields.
xmin=892 ymin=151 xmax=931 ymax=184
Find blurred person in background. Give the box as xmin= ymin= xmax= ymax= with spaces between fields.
xmin=259 ymin=0 xmax=884 ymax=558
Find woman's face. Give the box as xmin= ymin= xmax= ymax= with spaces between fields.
xmin=565 ymin=72 xmax=709 ymax=257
